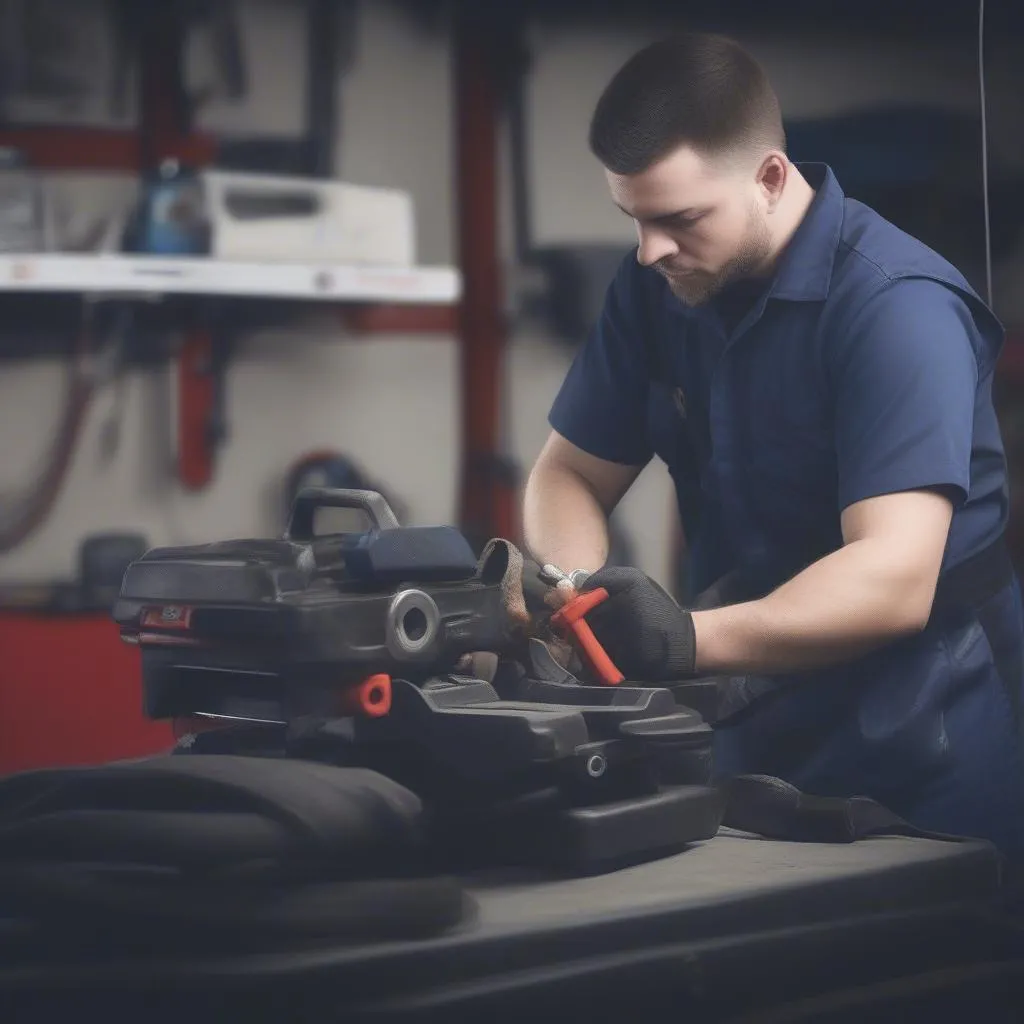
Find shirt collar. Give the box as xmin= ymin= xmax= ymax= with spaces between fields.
xmin=766 ymin=162 xmax=845 ymax=302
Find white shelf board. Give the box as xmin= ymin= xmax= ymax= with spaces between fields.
xmin=0 ymin=254 xmax=461 ymax=304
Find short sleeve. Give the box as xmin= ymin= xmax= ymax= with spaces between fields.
xmin=547 ymin=255 xmax=655 ymax=467
xmin=832 ymin=278 xmax=981 ymax=512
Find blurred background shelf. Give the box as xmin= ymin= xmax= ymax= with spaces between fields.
xmin=0 ymin=253 xmax=461 ymax=304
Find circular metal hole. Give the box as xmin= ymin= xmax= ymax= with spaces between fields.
xmin=586 ymin=754 xmax=607 ymax=778
xmin=401 ymin=606 xmax=428 ymax=643
xmin=386 ymin=589 xmax=441 ymax=660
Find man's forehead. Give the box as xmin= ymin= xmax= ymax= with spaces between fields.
xmin=606 ymin=145 xmax=726 ymax=219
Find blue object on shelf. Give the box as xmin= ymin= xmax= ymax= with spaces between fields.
xmin=128 ymin=160 xmax=210 ymax=256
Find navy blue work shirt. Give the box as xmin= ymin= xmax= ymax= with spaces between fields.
xmin=548 ymin=163 xmax=1024 ymax=853
xmin=550 ymin=163 xmax=1007 ymax=598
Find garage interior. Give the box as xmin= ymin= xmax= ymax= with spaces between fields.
xmin=1 ymin=2 xmax=1024 ymax=1021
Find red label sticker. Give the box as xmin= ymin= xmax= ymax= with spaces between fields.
xmin=141 ymin=605 xmax=193 ymax=629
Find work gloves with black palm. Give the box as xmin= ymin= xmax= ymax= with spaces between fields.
xmin=579 ymin=565 xmax=698 ymax=682
xmin=473 ymin=539 xmax=704 ymax=684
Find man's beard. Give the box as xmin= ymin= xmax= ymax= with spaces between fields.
xmin=660 ymin=210 xmax=773 ymax=306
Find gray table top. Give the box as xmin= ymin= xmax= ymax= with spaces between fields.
xmin=456 ymin=827 xmax=999 ymax=937
xmin=463 ymin=829 xmax=1001 ymax=935
xmin=0 ymin=827 xmax=1002 ymax=1018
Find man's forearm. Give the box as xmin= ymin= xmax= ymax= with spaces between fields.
xmin=691 ymin=537 xmax=938 ymax=675
xmin=522 ymin=464 xmax=610 ymax=573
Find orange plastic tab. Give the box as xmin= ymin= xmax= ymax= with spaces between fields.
xmin=340 ymin=674 xmax=392 ymax=718
xmin=550 ymin=588 xmax=625 ymax=686
xmin=141 ymin=605 xmax=193 ymax=630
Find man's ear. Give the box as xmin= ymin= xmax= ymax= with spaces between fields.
xmin=757 ymin=153 xmax=788 ymax=211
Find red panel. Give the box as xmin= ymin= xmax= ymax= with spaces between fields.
xmin=0 ymin=614 xmax=175 ymax=774
xmin=0 ymin=127 xmax=216 ymax=173
xmin=177 ymin=330 xmax=216 ymax=490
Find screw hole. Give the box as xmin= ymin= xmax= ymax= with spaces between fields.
xmin=402 ymin=606 xmax=428 ymax=642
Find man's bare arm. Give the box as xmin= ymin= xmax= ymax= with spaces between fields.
xmin=690 ymin=488 xmax=955 ymax=675
xmin=522 ymin=430 xmax=645 ymax=572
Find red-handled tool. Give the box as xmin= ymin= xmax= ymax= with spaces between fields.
xmin=550 ymin=588 xmax=625 ymax=686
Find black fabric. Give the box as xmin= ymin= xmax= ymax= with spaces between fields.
xmin=580 ymin=565 xmax=697 ymax=681
xmin=721 ymin=774 xmax=972 ymax=845
xmin=0 ymin=755 xmax=423 ymax=870
xmin=0 ymin=756 xmax=470 ymax=957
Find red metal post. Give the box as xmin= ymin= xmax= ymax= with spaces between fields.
xmin=453 ymin=7 xmax=519 ymax=549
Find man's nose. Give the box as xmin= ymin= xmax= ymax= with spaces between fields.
xmin=635 ymin=225 xmax=678 ymax=267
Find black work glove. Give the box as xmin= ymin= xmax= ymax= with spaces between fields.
xmin=580 ymin=566 xmax=697 ymax=682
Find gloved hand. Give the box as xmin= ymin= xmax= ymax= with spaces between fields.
xmin=579 ymin=566 xmax=697 ymax=682
xmin=475 ymin=538 xmax=565 ymax=628
xmin=458 ymin=538 xmax=578 ymax=680
xmin=521 ymin=556 xmax=566 ymax=620
xmin=515 ymin=554 xmax=581 ymax=670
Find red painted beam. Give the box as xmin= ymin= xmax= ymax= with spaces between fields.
xmin=453 ymin=10 xmax=520 ymax=548
xmin=176 ymin=330 xmax=217 ymax=490
xmin=0 ymin=126 xmax=216 ymax=173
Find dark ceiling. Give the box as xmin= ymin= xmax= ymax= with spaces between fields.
xmin=398 ymin=0 xmax=1024 ymax=42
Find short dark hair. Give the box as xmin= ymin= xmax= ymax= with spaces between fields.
xmin=588 ymin=33 xmax=785 ymax=175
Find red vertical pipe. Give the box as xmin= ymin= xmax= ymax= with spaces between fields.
xmin=135 ymin=7 xmax=220 ymax=489
xmin=177 ymin=330 xmax=216 ymax=490
xmin=137 ymin=6 xmax=190 ymax=166
xmin=453 ymin=8 xmax=518 ymax=549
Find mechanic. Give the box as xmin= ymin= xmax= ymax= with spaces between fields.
xmin=522 ymin=32 xmax=1024 ymax=856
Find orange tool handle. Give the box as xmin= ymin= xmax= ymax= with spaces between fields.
xmin=550 ymin=588 xmax=625 ymax=686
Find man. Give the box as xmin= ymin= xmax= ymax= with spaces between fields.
xmin=522 ymin=32 xmax=1024 ymax=856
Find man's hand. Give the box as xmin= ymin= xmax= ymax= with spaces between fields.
xmin=577 ymin=566 xmax=697 ymax=682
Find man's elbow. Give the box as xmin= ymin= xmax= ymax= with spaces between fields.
xmin=887 ymin=570 xmax=940 ymax=636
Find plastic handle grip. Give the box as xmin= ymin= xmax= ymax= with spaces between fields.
xmin=284 ymin=487 xmax=400 ymax=540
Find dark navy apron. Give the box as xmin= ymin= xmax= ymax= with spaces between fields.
xmin=643 ymin=282 xmax=1024 ymax=857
